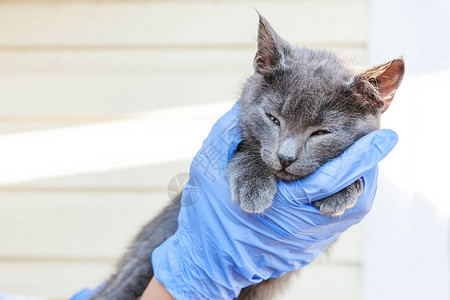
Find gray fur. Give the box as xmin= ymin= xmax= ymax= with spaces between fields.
xmin=92 ymin=15 xmax=404 ymax=299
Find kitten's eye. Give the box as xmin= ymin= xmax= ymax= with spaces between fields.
xmin=311 ymin=130 xmax=331 ymax=137
xmin=266 ymin=113 xmax=280 ymax=126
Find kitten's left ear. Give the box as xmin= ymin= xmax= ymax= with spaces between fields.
xmin=355 ymin=57 xmax=405 ymax=112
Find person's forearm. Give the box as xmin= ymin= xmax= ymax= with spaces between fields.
xmin=140 ymin=277 xmax=175 ymax=300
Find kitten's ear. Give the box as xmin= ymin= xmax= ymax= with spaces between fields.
xmin=356 ymin=58 xmax=405 ymax=112
xmin=254 ymin=14 xmax=287 ymax=73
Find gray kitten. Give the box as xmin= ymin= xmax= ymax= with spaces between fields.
xmin=92 ymin=15 xmax=404 ymax=299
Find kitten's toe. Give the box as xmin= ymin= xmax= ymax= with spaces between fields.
xmin=313 ymin=198 xmax=348 ymax=216
xmin=313 ymin=179 xmax=363 ymax=216
xmin=354 ymin=178 xmax=363 ymax=197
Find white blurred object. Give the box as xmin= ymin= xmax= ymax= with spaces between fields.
xmin=364 ymin=0 xmax=450 ymax=299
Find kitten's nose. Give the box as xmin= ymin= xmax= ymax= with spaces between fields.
xmin=278 ymin=153 xmax=296 ymax=169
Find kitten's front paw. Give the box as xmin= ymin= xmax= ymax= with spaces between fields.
xmin=230 ymin=177 xmax=277 ymax=213
xmin=226 ymin=149 xmax=278 ymax=214
xmin=313 ymin=178 xmax=363 ymax=216
xmin=239 ymin=185 xmax=276 ymax=214
xmin=228 ymin=170 xmax=277 ymax=213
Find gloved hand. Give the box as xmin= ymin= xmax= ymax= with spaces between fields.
xmin=152 ymin=101 xmax=398 ymax=299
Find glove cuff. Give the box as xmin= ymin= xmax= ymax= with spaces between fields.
xmin=152 ymin=232 xmax=239 ymax=300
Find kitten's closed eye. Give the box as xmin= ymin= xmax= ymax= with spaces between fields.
xmin=310 ymin=130 xmax=331 ymax=137
xmin=266 ymin=113 xmax=281 ymax=126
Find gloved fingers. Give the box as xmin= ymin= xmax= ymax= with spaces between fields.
xmin=302 ymin=166 xmax=379 ymax=227
xmin=262 ymin=167 xmax=378 ymax=237
xmin=203 ymin=101 xmax=241 ymax=151
xmin=190 ymin=101 xmax=241 ymax=178
xmin=276 ymin=129 xmax=398 ymax=205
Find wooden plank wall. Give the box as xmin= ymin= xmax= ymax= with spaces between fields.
xmin=0 ymin=0 xmax=369 ymax=298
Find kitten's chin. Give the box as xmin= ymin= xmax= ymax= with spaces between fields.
xmin=275 ymin=168 xmax=319 ymax=182
xmin=275 ymin=170 xmax=302 ymax=182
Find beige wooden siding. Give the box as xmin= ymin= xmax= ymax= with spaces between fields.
xmin=0 ymin=0 xmax=369 ymax=299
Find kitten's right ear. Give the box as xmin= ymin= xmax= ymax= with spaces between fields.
xmin=354 ymin=57 xmax=405 ymax=113
xmin=254 ymin=14 xmax=287 ymax=73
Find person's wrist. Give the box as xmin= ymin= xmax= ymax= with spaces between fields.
xmin=152 ymin=231 xmax=240 ymax=299
xmin=140 ymin=278 xmax=175 ymax=300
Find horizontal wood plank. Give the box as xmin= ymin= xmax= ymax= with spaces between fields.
xmin=0 ymin=261 xmax=112 ymax=298
xmin=0 ymin=66 xmax=245 ymax=115
xmin=0 ymin=121 xmax=92 ymax=134
xmin=0 ymin=192 xmax=170 ymax=259
xmin=0 ymin=47 xmax=365 ymax=116
xmin=4 ymin=161 xmax=191 ymax=190
xmin=0 ymin=1 xmax=368 ymax=47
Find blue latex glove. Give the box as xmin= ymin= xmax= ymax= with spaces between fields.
xmin=152 ymin=101 xmax=398 ymax=299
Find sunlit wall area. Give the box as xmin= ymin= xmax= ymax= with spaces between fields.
xmin=1 ymin=0 xmax=374 ymax=299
